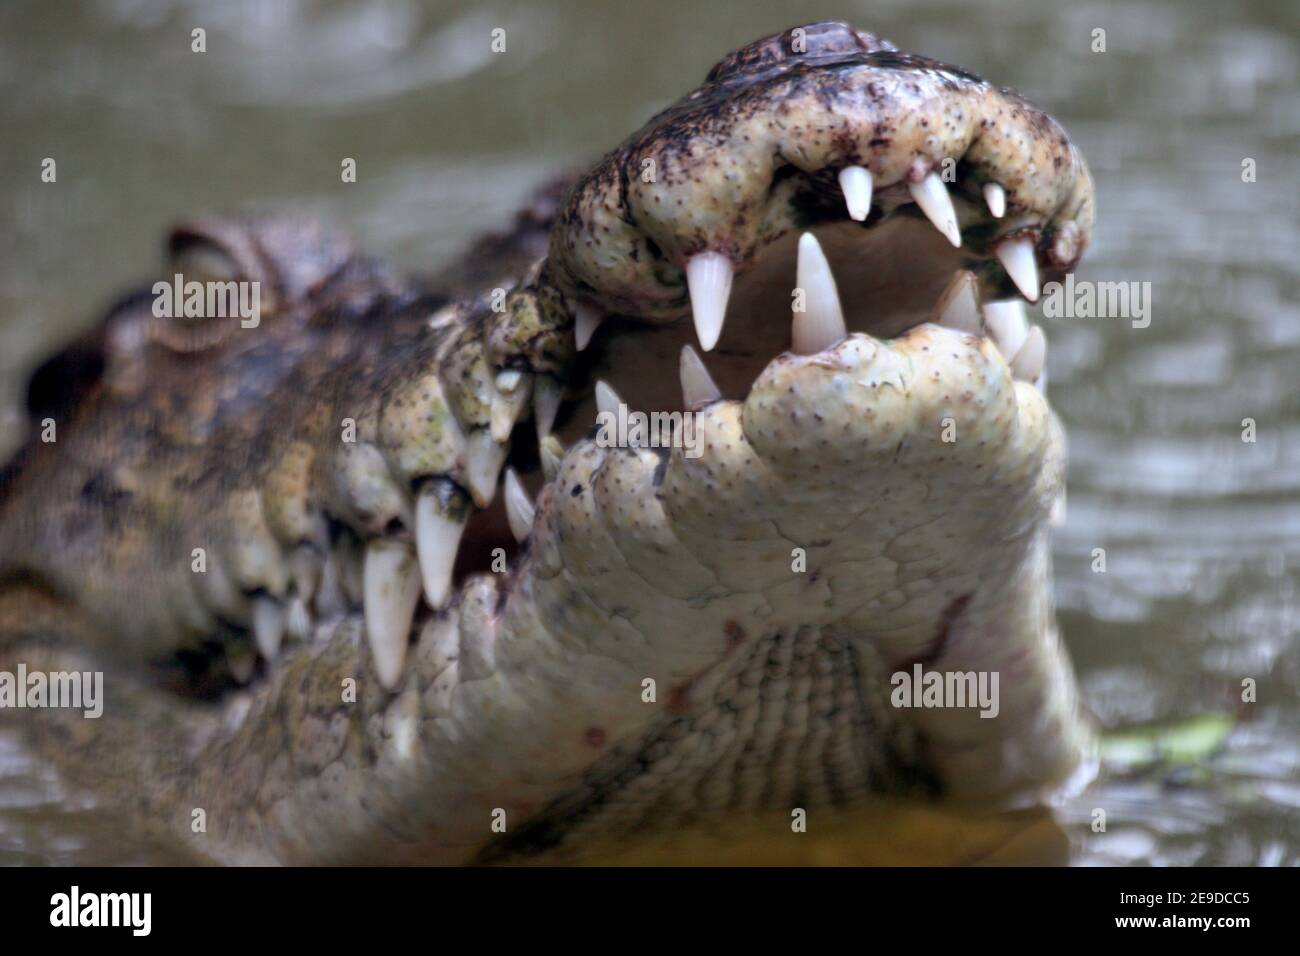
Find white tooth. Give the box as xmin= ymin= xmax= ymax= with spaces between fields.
xmin=1009 ymin=325 xmax=1047 ymax=382
xmin=996 ymin=237 xmax=1040 ymax=301
xmin=908 ymin=172 xmax=962 ymax=247
xmin=595 ymin=380 xmax=622 ymax=420
xmin=984 ymin=300 xmax=1029 ymax=358
xmin=495 ymin=369 xmax=524 ymax=395
xmin=838 ymin=165 xmax=873 ymax=221
xmin=363 ymin=540 xmax=421 ymax=690
xmin=533 ymin=375 xmax=563 ymax=443
xmin=490 ymin=370 xmax=530 ymax=443
xmin=251 ymin=595 xmax=285 ymax=660
xmin=489 ymin=395 xmax=522 ymax=444
xmin=574 ymin=302 xmax=604 ymax=351
xmin=685 ymin=252 xmax=733 ymax=352
xmin=983 ymin=182 xmax=1006 ymax=218
xmin=930 ymin=271 xmax=982 ymax=334
xmin=679 ymin=345 xmax=722 ymax=410
xmin=414 ymin=480 xmax=468 ymax=609
xmin=595 ymin=381 xmax=645 ymax=447
xmin=464 ymin=428 xmax=509 ymax=507
xmin=386 ymin=686 xmax=421 ymax=762
xmin=792 ymin=232 xmax=848 ymax=355
xmin=503 ymin=468 xmax=535 ymax=543
xmin=540 ymin=434 xmax=564 ymax=482
xmin=286 ymin=596 xmax=313 ymax=641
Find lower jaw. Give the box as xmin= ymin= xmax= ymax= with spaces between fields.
xmin=5 ymin=265 xmax=1086 ymax=866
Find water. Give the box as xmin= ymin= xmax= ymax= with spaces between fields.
xmin=1 ymin=0 xmax=1296 ymax=865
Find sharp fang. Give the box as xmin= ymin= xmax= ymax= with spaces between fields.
xmin=676 ymin=348 xmax=717 ymax=413
xmin=792 ymin=232 xmax=848 ymax=355
xmin=533 ymin=375 xmax=563 ymax=443
xmin=574 ymin=302 xmax=603 ymax=351
xmin=464 ymin=428 xmax=509 ymax=507
xmin=996 ymin=237 xmax=1040 ymax=302
xmin=540 ymin=434 xmax=564 ymax=482
xmin=1009 ymin=325 xmax=1047 ymax=382
xmin=251 ymin=595 xmax=285 ymax=660
xmin=984 ymin=300 xmax=1029 ymax=359
xmin=595 ymin=380 xmax=622 ymax=419
xmin=594 ymin=381 xmax=644 ymax=446
xmin=908 ymin=172 xmax=962 ymax=247
xmin=983 ymin=182 xmax=1006 ymax=218
xmin=363 ymin=540 xmax=421 ymax=690
xmin=838 ymin=165 xmax=873 ymax=221
xmin=685 ymin=252 xmax=733 ymax=352
xmin=286 ymin=596 xmax=312 ymax=641
xmin=679 ymin=345 xmax=722 ymax=410
xmin=490 ymin=370 xmax=531 ymax=443
xmin=930 ymin=270 xmax=982 ymax=334
xmin=414 ymin=479 xmax=469 ymax=609
xmin=503 ymin=468 xmax=535 ymax=543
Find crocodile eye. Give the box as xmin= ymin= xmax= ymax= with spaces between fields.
xmin=145 ymin=223 xmax=264 ymax=352
xmin=169 ymin=238 xmax=243 ymax=287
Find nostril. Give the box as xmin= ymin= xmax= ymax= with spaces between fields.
xmin=384 ymin=516 xmax=404 ymax=536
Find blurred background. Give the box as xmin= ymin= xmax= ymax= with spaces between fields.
xmin=0 ymin=0 xmax=1297 ymax=864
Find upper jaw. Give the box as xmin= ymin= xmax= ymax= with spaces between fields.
xmin=542 ymin=19 xmax=1093 ymax=353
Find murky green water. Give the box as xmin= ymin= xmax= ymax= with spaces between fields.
xmin=1 ymin=0 xmax=1297 ymax=865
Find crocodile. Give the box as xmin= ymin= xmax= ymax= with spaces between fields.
xmin=0 ymin=21 xmax=1097 ymax=865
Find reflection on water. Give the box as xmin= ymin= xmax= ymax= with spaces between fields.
xmin=1 ymin=0 xmax=1297 ymax=865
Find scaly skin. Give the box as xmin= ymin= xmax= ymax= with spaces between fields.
xmin=0 ymin=22 xmax=1095 ymax=864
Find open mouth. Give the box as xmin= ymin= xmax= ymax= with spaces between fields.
xmin=136 ymin=21 xmax=1093 ymax=703
xmin=568 ymin=222 xmax=1047 ymax=439
xmin=222 ymin=19 xmax=1089 ymax=814
xmin=546 ymin=21 xmax=1092 ymax=438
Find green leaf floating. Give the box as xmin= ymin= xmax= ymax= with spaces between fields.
xmin=1100 ymin=712 xmax=1236 ymax=771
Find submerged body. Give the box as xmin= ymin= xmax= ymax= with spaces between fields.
xmin=0 ymin=22 xmax=1096 ymax=863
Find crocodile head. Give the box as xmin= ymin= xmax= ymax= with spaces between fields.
xmin=0 ymin=21 xmax=1096 ymax=864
